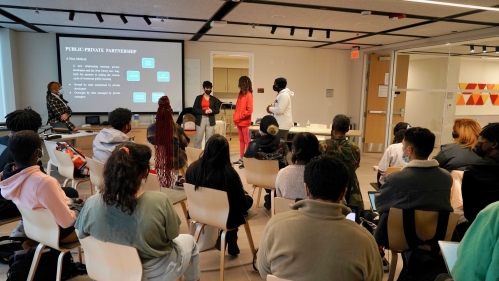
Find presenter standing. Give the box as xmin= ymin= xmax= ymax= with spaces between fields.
xmin=266 ymin=77 xmax=294 ymax=141
xmin=46 ymin=81 xmax=78 ymax=131
xmin=232 ymin=76 xmax=253 ymax=168
xmin=192 ymin=81 xmax=220 ymax=148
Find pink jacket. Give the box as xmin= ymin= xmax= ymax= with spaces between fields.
xmin=0 ymin=166 xmax=76 ymax=228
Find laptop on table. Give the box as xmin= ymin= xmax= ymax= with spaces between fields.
xmin=368 ymin=191 xmax=379 ymax=212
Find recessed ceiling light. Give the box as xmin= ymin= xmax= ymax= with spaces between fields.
xmin=153 ymin=5 xmax=168 ymax=8
xmin=356 ymin=22 xmax=370 ymax=25
xmin=445 ymin=43 xmax=450 ymax=46
xmin=405 ymin=0 xmax=499 ymax=12
xmin=271 ymin=15 xmax=286 ymax=19
xmin=419 ymin=28 xmax=433 ymax=31
xmin=239 ymin=33 xmax=251 ymax=36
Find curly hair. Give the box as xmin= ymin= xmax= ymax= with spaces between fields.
xmin=8 ymin=130 xmax=42 ymax=165
xmin=5 ymin=108 xmax=42 ymax=132
xmin=453 ymin=118 xmax=481 ymax=149
xmin=238 ymin=76 xmax=253 ymax=94
xmin=332 ymin=114 xmax=350 ymax=133
xmin=480 ymin=122 xmax=499 ymax=144
xmin=101 ymin=143 xmax=151 ymax=215
xmin=108 ymin=108 xmax=132 ymax=130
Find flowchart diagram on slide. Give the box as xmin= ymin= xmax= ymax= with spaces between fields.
xmin=127 ymin=58 xmax=170 ymax=103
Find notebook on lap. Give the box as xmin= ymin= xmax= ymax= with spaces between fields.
xmin=438 ymin=241 xmax=459 ymax=273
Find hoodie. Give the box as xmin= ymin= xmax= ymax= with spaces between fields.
xmin=269 ymin=88 xmax=294 ymax=130
xmin=92 ymin=128 xmax=131 ymax=162
xmin=0 ymin=165 xmax=76 ymax=228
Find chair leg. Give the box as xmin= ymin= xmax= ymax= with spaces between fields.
xmin=251 ymin=185 xmax=256 ymax=197
xmin=56 ymin=251 xmax=65 ymax=281
xmin=256 ymin=187 xmax=262 ymax=208
xmin=220 ymin=230 xmax=227 ymax=281
xmin=388 ymin=250 xmax=398 ymax=281
xmin=63 ymin=178 xmax=69 ymax=187
xmin=243 ymin=222 xmax=256 ymax=256
xmin=89 ymin=180 xmax=94 ymax=195
xmin=180 ymin=201 xmax=189 ymax=227
xmin=27 ymin=243 xmax=47 ymax=281
xmin=193 ymin=223 xmax=205 ymax=242
xmin=270 ymin=189 xmax=275 ymax=217
xmin=77 ymin=246 xmax=82 ymax=263
xmin=47 ymin=162 xmax=52 ymax=176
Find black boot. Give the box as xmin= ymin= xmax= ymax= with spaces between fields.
xmin=226 ymin=229 xmax=240 ymax=256
xmin=215 ymin=231 xmax=222 ymax=251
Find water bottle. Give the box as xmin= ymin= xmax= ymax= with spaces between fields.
xmin=306 ymin=120 xmax=310 ymax=132
xmin=133 ymin=114 xmax=140 ymax=127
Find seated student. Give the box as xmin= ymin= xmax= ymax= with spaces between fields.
xmin=321 ymin=114 xmax=364 ymax=211
xmin=75 ymin=143 xmax=200 ymax=281
xmin=461 ymin=122 xmax=499 ymax=224
xmin=0 ymin=130 xmax=80 ymax=243
xmin=276 ymin=132 xmax=321 ymax=200
xmin=147 ymin=96 xmax=190 ymax=187
xmin=0 ymin=108 xmax=43 ymax=222
xmin=258 ymin=155 xmax=383 ymax=281
xmin=450 ymin=201 xmax=499 ymax=280
xmin=92 ymin=107 xmax=133 ymax=162
xmin=374 ymin=127 xmax=453 ymax=247
xmin=377 ymin=122 xmax=410 ymax=185
xmin=186 ymin=134 xmax=252 ymax=256
xmin=244 ymin=115 xmax=289 ymax=209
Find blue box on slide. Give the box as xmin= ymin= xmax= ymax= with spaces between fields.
xmin=133 ymin=92 xmax=147 ymax=103
xmin=152 ymin=92 xmax=164 ymax=102
xmin=127 ymin=71 xmax=140 ymax=81
xmin=142 ymin=58 xmax=155 ymax=68
xmin=157 ymin=72 xmax=170 ymax=82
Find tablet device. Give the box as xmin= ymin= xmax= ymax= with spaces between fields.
xmin=439 ymin=241 xmax=459 ymax=273
xmin=346 ymin=204 xmax=359 ymax=222
xmin=368 ymin=191 xmax=379 ymax=212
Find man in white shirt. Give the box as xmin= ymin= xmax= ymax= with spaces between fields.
xmin=267 ymin=77 xmax=294 ymax=141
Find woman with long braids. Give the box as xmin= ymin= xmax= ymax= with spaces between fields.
xmin=75 ymin=143 xmax=200 ymax=281
xmin=232 ymin=76 xmax=253 ymax=169
xmin=186 ymin=134 xmax=253 ymax=256
xmin=147 ymin=96 xmax=190 ymax=187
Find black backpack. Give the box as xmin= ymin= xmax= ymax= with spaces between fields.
xmin=6 ymin=246 xmax=75 ymax=281
xmin=0 ymin=236 xmax=27 ymax=265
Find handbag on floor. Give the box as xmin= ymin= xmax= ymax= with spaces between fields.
xmin=189 ymin=222 xmax=218 ymax=252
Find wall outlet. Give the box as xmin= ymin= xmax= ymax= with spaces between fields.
xmin=326 ymin=89 xmax=334 ymax=97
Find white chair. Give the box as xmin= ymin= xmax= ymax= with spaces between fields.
xmin=17 ymin=206 xmax=81 ymax=281
xmin=142 ymin=173 xmax=161 ymax=192
xmin=184 ymin=183 xmax=256 ymax=281
xmin=53 ymin=150 xmax=90 ymax=190
xmin=75 ymin=230 xmax=142 ymax=281
xmin=267 ymin=275 xmax=293 ymax=281
xmin=85 ymin=157 xmax=105 ymax=194
xmin=244 ymin=158 xmax=279 ymax=212
xmin=185 ymin=147 xmax=203 ymax=166
xmin=44 ymin=140 xmax=61 ymax=177
xmin=273 ymin=197 xmax=295 ymax=215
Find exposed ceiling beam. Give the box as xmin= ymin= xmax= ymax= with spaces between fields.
xmin=190 ymin=1 xmax=241 ymax=41
xmin=0 ymin=8 xmax=46 ymax=32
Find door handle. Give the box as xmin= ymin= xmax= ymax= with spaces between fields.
xmin=368 ymin=110 xmax=386 ymax=114
xmin=393 ymin=108 xmax=405 ymax=117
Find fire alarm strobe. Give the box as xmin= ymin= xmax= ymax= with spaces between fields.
xmin=389 ymin=13 xmax=406 ymax=20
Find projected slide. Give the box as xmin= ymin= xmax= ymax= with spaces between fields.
xmin=58 ymin=35 xmax=183 ymax=113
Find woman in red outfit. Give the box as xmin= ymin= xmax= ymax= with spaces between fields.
xmin=232 ymin=76 xmax=253 ymax=169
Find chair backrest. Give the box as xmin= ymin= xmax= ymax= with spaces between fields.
xmin=386 ymin=166 xmax=403 ymax=175
xmin=387 ymin=208 xmax=459 ymax=252
xmin=309 ymin=123 xmax=327 ymax=129
xmin=450 ymin=170 xmax=464 ymax=210
xmin=17 ymin=206 xmax=61 ymax=250
xmin=267 ymin=275 xmax=292 ymax=281
xmin=274 ymin=197 xmax=295 ymax=215
xmin=243 ymin=158 xmax=279 ymax=189
xmin=86 ymin=157 xmax=105 ymax=193
xmin=142 ymin=142 xmax=156 ymax=169
xmin=186 ymin=147 xmax=203 ymax=166
xmin=183 ymin=113 xmax=196 ymax=131
xmin=53 ymin=149 xmax=75 ymax=180
xmin=184 ymin=183 xmax=229 ymax=230
xmin=75 ymin=230 xmax=142 ymax=281
xmin=142 ymin=173 xmax=162 ymax=192
xmin=44 ymin=140 xmax=61 ymax=167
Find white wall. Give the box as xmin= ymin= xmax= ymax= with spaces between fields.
xmin=213 ymin=58 xmax=249 ymax=68
xmin=4 ymin=31 xmax=355 ymax=129
xmin=0 ymin=29 xmax=21 ymax=122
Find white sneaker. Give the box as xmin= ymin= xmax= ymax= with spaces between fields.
xmin=10 ymin=220 xmax=26 ymax=238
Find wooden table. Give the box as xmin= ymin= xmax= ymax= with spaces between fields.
xmin=249 ymin=125 xmax=362 ymax=137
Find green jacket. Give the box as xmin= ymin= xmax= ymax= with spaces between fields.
xmin=321 ymin=136 xmax=364 ymax=211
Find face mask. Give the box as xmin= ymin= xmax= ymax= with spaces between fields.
xmin=273 ymin=85 xmax=280 ymax=92
xmin=204 ymin=90 xmax=212 ymax=95
xmin=58 ymin=89 xmax=64 ymax=95
xmin=402 ymin=147 xmax=410 ymax=163
xmin=452 ymin=133 xmax=459 ymax=139
xmin=473 ymin=142 xmax=487 ymax=158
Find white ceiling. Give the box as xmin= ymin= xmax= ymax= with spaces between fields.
xmin=1 ymin=0 xmax=499 ymax=49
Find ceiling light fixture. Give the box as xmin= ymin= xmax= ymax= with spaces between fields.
xmin=210 ymin=21 xmax=227 ymax=28
xmin=143 ymin=16 xmax=151 ymax=25
xmin=120 ymin=14 xmax=128 ymax=24
xmin=69 ymin=11 xmax=75 ymax=21
xmin=270 ymin=25 xmax=277 ymax=34
xmin=290 ymin=27 xmax=295 ymax=36
xmin=496 ymin=47 xmax=499 ymax=53
xmin=404 ymin=0 xmax=499 ymax=12
xmin=161 ymin=17 xmax=164 ymax=22
xmin=470 ymin=45 xmax=475 ymax=53
xmin=35 ymin=8 xmax=39 ymax=14
xmin=326 ymin=30 xmax=330 ymax=39
xmin=483 ymin=46 xmax=487 ymax=53
xmin=308 ymin=28 xmax=313 ymax=37
xmin=96 ymin=12 xmax=104 ymax=23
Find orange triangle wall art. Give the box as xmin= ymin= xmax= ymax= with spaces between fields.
xmin=491 ymin=94 xmax=499 ymax=105
xmin=458 ymin=83 xmax=499 ymax=106
xmin=456 ymin=94 xmax=465 ymax=105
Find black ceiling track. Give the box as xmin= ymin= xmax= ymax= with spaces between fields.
xmin=190 ymin=1 xmax=241 ymax=41
xmin=0 ymin=8 xmax=46 ymax=32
